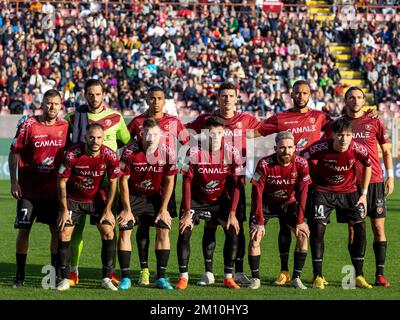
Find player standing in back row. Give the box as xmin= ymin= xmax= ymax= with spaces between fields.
xmin=323 ymin=87 xmax=394 ymax=287
xmin=186 ymin=82 xmax=263 ymax=286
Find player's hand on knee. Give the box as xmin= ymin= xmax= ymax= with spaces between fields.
xmin=118 ymin=209 xmax=134 ymax=227
xmin=11 ymin=182 xmax=22 ymax=200
xmin=155 ymin=208 xmax=172 ymax=229
xmin=227 ymin=211 xmax=240 ymax=235
xmin=179 ymin=211 xmax=193 ymax=234
xmin=250 ymin=224 xmax=265 ymax=242
xmin=100 ymin=209 xmax=115 ymax=228
xmin=295 ymin=222 xmax=310 ymax=238
xmin=58 ymin=210 xmax=71 ymax=231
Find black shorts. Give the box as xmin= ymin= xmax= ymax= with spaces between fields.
xmin=361 ymin=183 xmax=386 ymax=218
xmin=119 ymin=193 xmax=177 ymax=231
xmin=250 ymin=202 xmax=298 ymax=229
xmin=64 ymin=199 xmax=106 ymax=227
xmin=311 ymin=190 xmax=364 ymax=224
xmin=179 ymin=198 xmax=230 ymax=225
xmin=14 ymin=198 xmax=59 ymax=229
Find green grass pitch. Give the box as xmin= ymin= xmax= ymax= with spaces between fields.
xmin=0 ymin=179 xmax=399 ymax=300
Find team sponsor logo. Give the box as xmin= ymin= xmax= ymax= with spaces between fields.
xmin=288 ymin=125 xmax=316 ymax=135
xmin=134 ymin=166 xmax=163 ymax=173
xmin=34 ymin=139 xmax=63 ymax=148
xmin=272 ymin=190 xmax=288 ymax=199
xmin=297 ymin=137 xmax=309 ymax=148
xmin=198 ymin=167 xmax=229 ymax=174
xmin=352 ymin=141 xmax=368 ymax=157
xmin=224 ymin=129 xmax=242 ymax=137
xmin=309 ymin=117 xmax=316 ymax=124
xmin=327 ymin=175 xmax=345 ymax=184
xmin=353 ymin=131 xmax=371 ymax=139
xmin=42 ymin=157 xmax=55 ymax=166
xmin=140 ymin=180 xmax=153 ymax=188
xmin=206 ymin=180 xmax=220 ymax=188
xmin=309 ymin=142 xmax=328 ymax=154
xmin=81 ymin=178 xmax=94 ymax=185
xmin=104 ymin=147 xmax=118 ymax=161
xmin=324 ymin=162 xmax=353 ymax=171
xmin=33 ymin=134 xmax=48 ymax=138
xmin=266 ymin=177 xmax=296 ymax=185
xmin=236 ymin=122 xmax=242 ymax=129
xmin=284 ymin=121 xmax=298 ymax=125
xmin=58 ymin=164 xmax=66 ymax=174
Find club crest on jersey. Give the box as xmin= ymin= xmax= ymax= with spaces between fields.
xmin=291 ymin=172 xmax=298 ymax=178
xmin=105 ymin=119 xmax=112 ymax=127
xmin=101 ymin=164 xmax=107 ymax=169
xmin=236 ymin=122 xmax=242 ymax=129
xmin=365 ymin=124 xmax=372 ymax=131
xmin=309 ymin=117 xmax=316 ymax=124
xmin=164 ymin=124 xmax=169 ymax=130
xmin=206 ymin=180 xmax=219 ymax=188
xmin=58 ymin=130 xmax=64 ymax=136
xmin=348 ymin=159 xmax=355 ymax=165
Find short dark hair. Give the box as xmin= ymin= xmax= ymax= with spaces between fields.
xmin=143 ymin=118 xmax=160 ymax=130
xmin=333 ymin=117 xmax=353 ymax=133
xmin=86 ymin=123 xmax=104 ymax=132
xmin=292 ymin=80 xmax=310 ymax=89
xmin=147 ymin=85 xmax=165 ymax=96
xmin=84 ymin=79 xmax=105 ymax=92
xmin=344 ymin=86 xmax=365 ymax=100
xmin=43 ymin=89 xmax=61 ymax=101
xmin=205 ymin=116 xmax=225 ymax=129
xmin=217 ymin=82 xmax=237 ymax=96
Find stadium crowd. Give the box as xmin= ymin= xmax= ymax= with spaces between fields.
xmin=0 ymin=0 xmax=399 ymax=118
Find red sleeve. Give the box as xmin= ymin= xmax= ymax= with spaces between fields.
xmin=295 ymin=160 xmax=311 ymax=224
xmin=353 ymin=142 xmax=371 ymax=167
xmin=257 ymin=115 xmax=278 ymax=136
xmin=177 ymin=119 xmax=190 ymax=145
xmin=185 ymin=114 xmax=207 ymax=133
xmin=58 ymin=152 xmax=73 ymax=179
xmin=107 ymin=152 xmax=121 ymax=179
xmin=376 ymin=118 xmax=389 ymax=146
xmin=321 ymin=121 xmax=334 ymax=139
xmin=120 ymin=148 xmax=131 ymax=176
xmin=245 ymin=113 xmax=264 ymax=130
xmin=321 ymin=113 xmax=333 ymax=132
xmin=127 ymin=118 xmax=139 ymax=138
xmin=250 ymin=161 xmax=266 ymax=225
xmin=164 ymin=147 xmax=178 ymax=176
xmin=182 ymin=164 xmax=194 ymax=211
xmin=10 ymin=120 xmax=30 ymax=153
